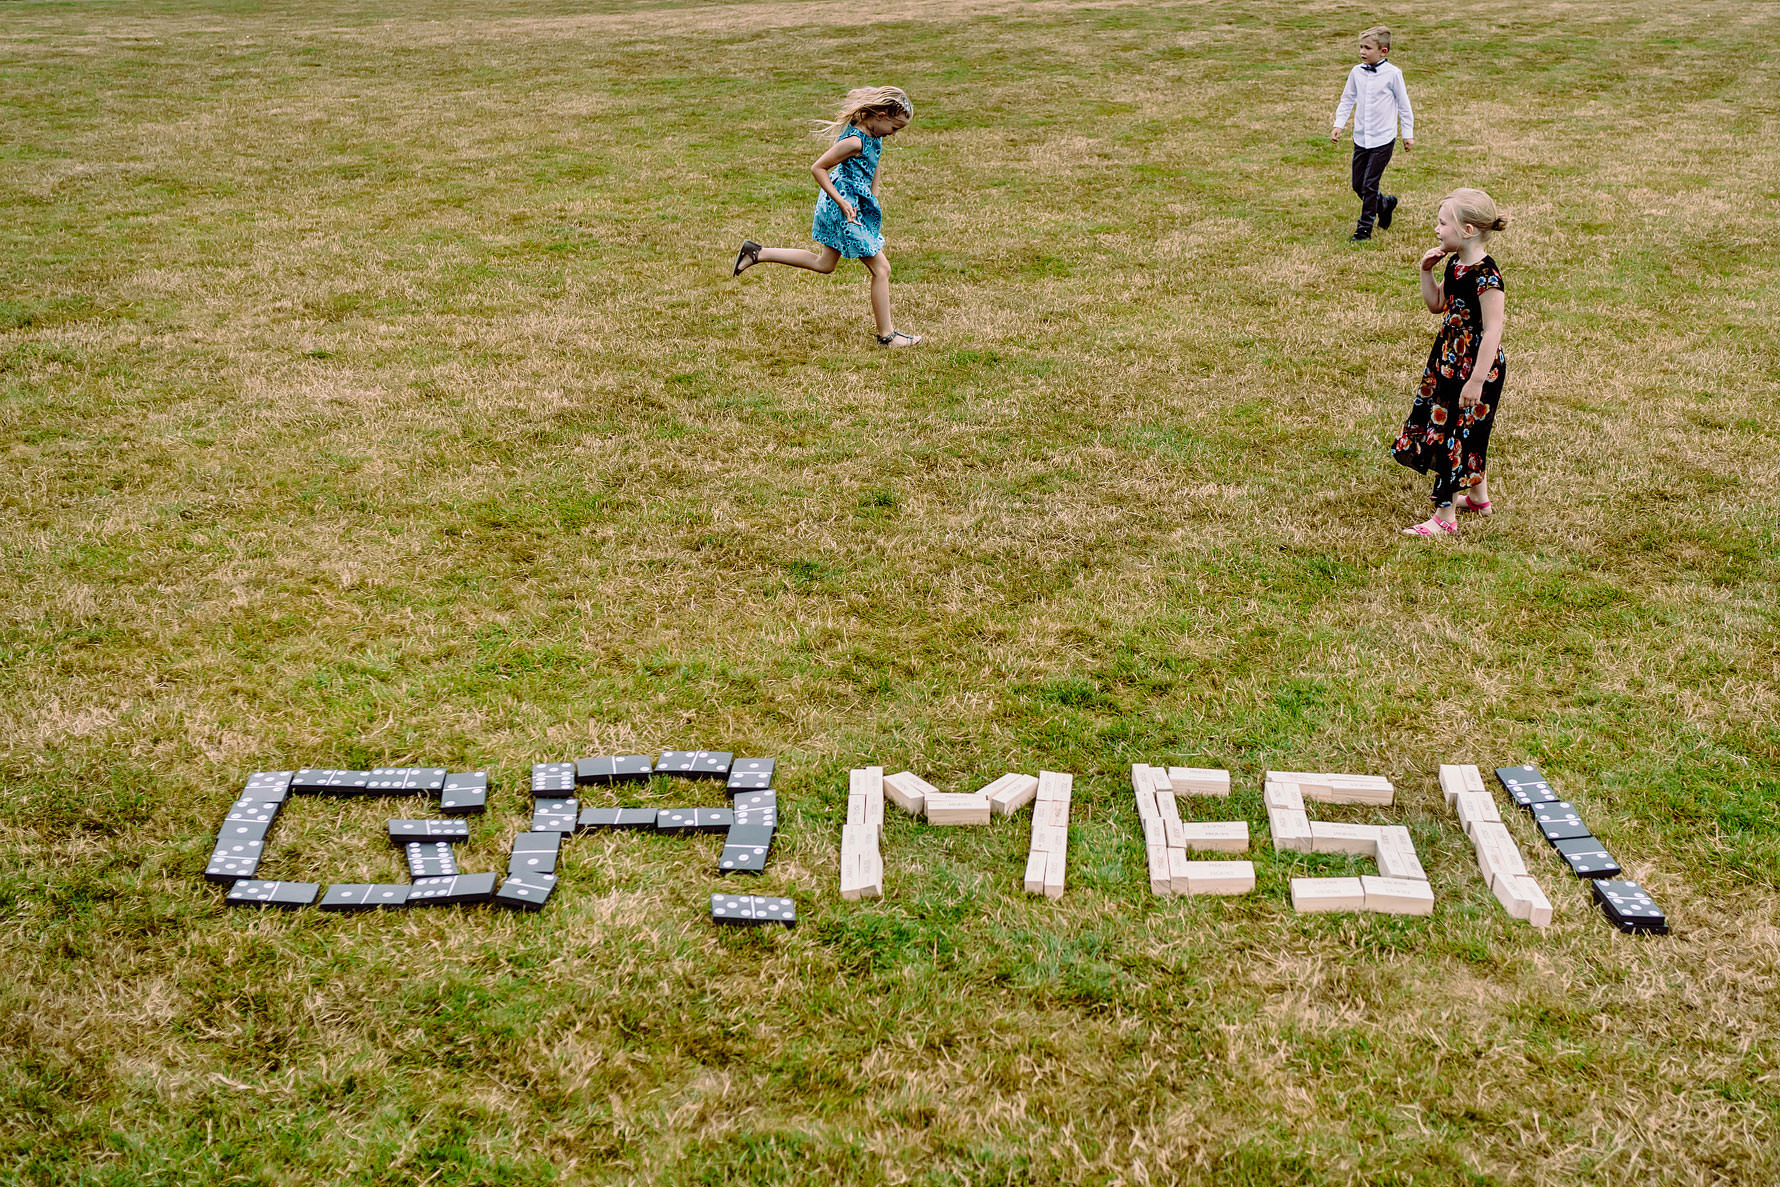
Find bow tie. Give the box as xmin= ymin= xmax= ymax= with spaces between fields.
xmin=1362 ymin=63 xmax=1380 ymax=72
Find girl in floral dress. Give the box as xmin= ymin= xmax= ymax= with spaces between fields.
xmin=1393 ymin=188 xmax=1510 ymax=535
xmin=731 ymin=86 xmax=921 ymax=348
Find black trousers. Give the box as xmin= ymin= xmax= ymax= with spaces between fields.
xmin=1351 ymin=139 xmax=1395 ymax=231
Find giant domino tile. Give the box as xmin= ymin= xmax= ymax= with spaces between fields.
xmin=208 ymin=752 xmax=795 ymax=926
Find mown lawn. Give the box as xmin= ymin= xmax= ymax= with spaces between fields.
xmin=2 ymin=0 xmax=1776 ymax=1183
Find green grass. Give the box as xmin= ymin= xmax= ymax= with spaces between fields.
xmin=3 ymin=0 xmax=1778 ymax=1182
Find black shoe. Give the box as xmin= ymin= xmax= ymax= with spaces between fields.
xmin=1378 ymin=195 xmax=1398 ymax=230
xmin=1349 ymin=229 xmax=1372 ymax=242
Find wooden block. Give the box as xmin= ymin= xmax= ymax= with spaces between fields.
xmin=1147 ymin=844 xmax=1171 ymax=895
xmin=1263 ymin=781 xmax=1304 ymax=812
xmin=1129 ymin=763 xmax=1153 ymax=796
xmin=1162 ymin=815 xmax=1186 ymax=849
xmin=1036 ymin=770 xmax=1073 ymax=802
xmin=840 ymin=822 xmax=879 ymax=854
xmin=1521 ymin=875 xmax=1553 ymax=927
xmin=1040 ymin=797 xmax=1071 ymax=829
xmin=1454 ymin=791 xmax=1501 ymax=835
xmin=983 ymin=773 xmax=1039 ymax=816
xmin=1489 ymin=872 xmax=1551 ymax=926
xmin=1268 ymin=807 xmax=1313 ymax=853
xmin=1362 ymin=875 xmax=1435 ymax=916
xmin=1184 ymin=859 xmax=1256 ymax=895
xmin=883 ymin=770 xmax=936 ymax=815
xmin=846 ymin=793 xmax=868 ymax=826
xmin=1437 ymin=763 xmax=1473 ymax=807
xmin=1141 ymin=815 xmax=1164 ymax=849
xmin=868 ymin=787 xmax=884 ymax=827
xmin=1167 ymin=846 xmax=1191 ymax=893
xmin=1463 ymin=766 xmax=1487 ymax=793
xmin=849 ymin=766 xmax=884 ymax=799
xmin=1290 ymin=876 xmax=1365 ymax=913
xmin=839 ymin=848 xmax=865 ymax=900
xmin=1043 ymin=845 xmax=1067 ymax=899
xmin=1168 ymin=767 xmax=1231 ymax=797
xmin=839 ymin=847 xmax=882 ymax=900
xmin=1178 ymin=821 xmax=1250 ymax=853
xmin=1134 ymin=789 xmax=1159 ymax=821
xmin=1471 ymin=821 xmax=1527 ymax=884
xmin=1321 ymin=782 xmax=1394 ymax=806
xmin=1155 ymin=790 xmax=1180 ymax=822
xmin=1375 ymin=826 xmax=1426 ymax=881
xmin=924 ymin=792 xmax=991 ymax=826
xmin=1147 ymin=766 xmax=1172 ymax=798
xmin=1308 ymin=821 xmax=1381 ymax=856
xmin=1029 ymin=823 xmax=1068 ymax=854
xmin=1023 ymin=849 xmax=1048 ymax=894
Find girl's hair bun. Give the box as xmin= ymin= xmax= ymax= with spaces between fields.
xmin=1442 ymin=188 xmax=1509 ymax=237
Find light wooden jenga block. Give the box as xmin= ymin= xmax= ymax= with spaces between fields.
xmin=1375 ymin=826 xmax=1426 ymax=881
xmin=1023 ymin=849 xmax=1047 ymax=895
xmin=1162 ymin=815 xmax=1185 ymax=849
xmin=847 ymin=793 xmax=869 ymax=826
xmin=1490 ymin=873 xmax=1551 ymax=926
xmin=1168 ymin=767 xmax=1232 ymax=797
xmin=883 ymin=770 xmax=935 ymax=815
xmin=924 ymin=792 xmax=991 ymax=826
xmin=1147 ymin=766 xmax=1172 ymax=799
xmin=1308 ymin=821 xmax=1382 ymax=856
xmin=1155 ymin=791 xmax=1180 ymax=822
xmin=1184 ymin=860 xmax=1256 ymax=895
xmin=1134 ymin=789 xmax=1159 ymax=821
xmin=841 ymin=822 xmax=879 ymax=853
xmin=1167 ymin=846 xmax=1191 ymax=893
xmin=1029 ymin=823 xmax=1068 ymax=854
xmin=1141 ymin=815 xmax=1164 ymax=849
xmin=1322 ymin=777 xmax=1394 ymax=806
xmin=1036 ymin=770 xmax=1073 ymax=801
xmin=1043 ymin=846 xmax=1067 ymax=899
xmin=850 ymin=766 xmax=884 ymax=798
xmin=1362 ymin=875 xmax=1435 ymax=915
xmin=1263 ymin=781 xmax=1304 ymax=812
xmin=1130 ymin=763 xmax=1153 ymax=795
xmin=1178 ymin=821 xmax=1250 ymax=853
xmin=1471 ymin=821 xmax=1528 ymax=885
xmin=839 ymin=844 xmax=883 ymax=900
xmin=1147 ymin=844 xmax=1171 ymax=895
xmin=982 ymin=773 xmax=1039 ymax=816
xmin=1438 ymin=763 xmax=1486 ymax=807
xmin=1039 ymin=797 xmax=1070 ymax=829
xmin=1291 ymin=876 xmax=1365 ymax=913
xmin=1454 ymin=791 xmax=1501 ymax=836
xmin=1268 ymin=807 xmax=1313 ymax=853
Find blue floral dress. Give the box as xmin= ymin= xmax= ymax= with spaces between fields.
xmin=1393 ymin=255 xmax=1507 ymax=507
xmin=811 ymin=126 xmax=884 ymax=258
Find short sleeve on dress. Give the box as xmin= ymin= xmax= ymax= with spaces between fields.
xmin=1477 ymin=261 xmax=1505 ymax=293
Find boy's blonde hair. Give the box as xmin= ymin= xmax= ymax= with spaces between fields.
xmin=1442 ymin=188 xmax=1511 ymax=238
xmin=815 ymin=86 xmax=913 ymax=139
xmin=1360 ymin=26 xmax=1392 ymax=51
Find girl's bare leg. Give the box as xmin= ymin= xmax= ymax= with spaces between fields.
xmin=864 ymin=250 xmax=892 ymax=336
xmin=749 ymin=245 xmax=841 ymax=273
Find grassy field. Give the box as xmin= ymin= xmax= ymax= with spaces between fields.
xmin=3 ymin=0 xmax=1778 ymax=1182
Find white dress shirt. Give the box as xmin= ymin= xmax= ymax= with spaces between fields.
xmin=1332 ymin=61 xmax=1414 ymax=148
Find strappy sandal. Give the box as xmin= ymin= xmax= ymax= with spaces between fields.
xmin=732 ymin=239 xmax=761 ymax=276
xmin=1455 ymin=493 xmax=1493 ymax=515
xmin=876 ymin=329 xmax=921 ymax=348
xmin=1402 ymin=517 xmax=1460 ymax=536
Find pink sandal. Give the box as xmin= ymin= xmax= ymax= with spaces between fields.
xmin=1455 ymin=493 xmax=1493 ymax=515
xmin=1402 ymin=517 xmax=1459 ymax=536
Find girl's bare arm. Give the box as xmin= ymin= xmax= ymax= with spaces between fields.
xmin=1418 ymin=247 xmax=1447 ymax=312
xmin=811 ymin=139 xmax=863 ymax=217
xmin=1461 ymin=288 xmax=1506 ymax=406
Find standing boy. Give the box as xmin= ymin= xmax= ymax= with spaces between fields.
xmin=1331 ymin=26 xmax=1414 ymax=242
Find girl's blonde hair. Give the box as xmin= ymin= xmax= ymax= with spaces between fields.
xmin=815 ymin=86 xmax=913 ymax=139
xmin=1442 ymin=187 xmax=1511 ymax=238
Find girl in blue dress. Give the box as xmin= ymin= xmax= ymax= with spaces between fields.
xmin=732 ymin=86 xmax=921 ymax=347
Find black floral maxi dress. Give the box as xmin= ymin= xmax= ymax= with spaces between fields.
xmin=1392 ymin=255 xmax=1506 ymax=507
